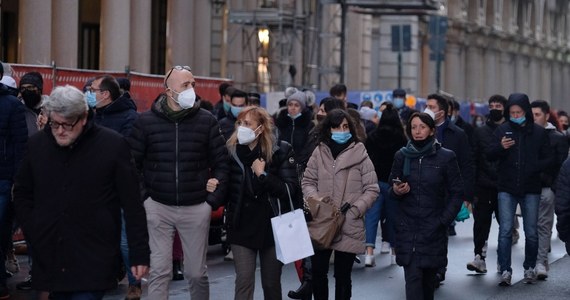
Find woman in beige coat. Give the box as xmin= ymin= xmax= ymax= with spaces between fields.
xmin=302 ymin=109 xmax=379 ymax=300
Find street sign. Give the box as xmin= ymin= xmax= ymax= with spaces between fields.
xmin=391 ymin=25 xmax=412 ymax=52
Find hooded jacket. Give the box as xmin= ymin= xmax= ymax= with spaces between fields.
xmin=302 ymin=142 xmax=379 ymax=254
xmin=0 ymin=83 xmax=28 ymax=180
xmin=487 ymin=93 xmax=554 ymax=196
xmin=94 ymin=93 xmax=139 ymax=137
xmin=275 ymin=108 xmax=315 ymax=161
xmin=127 ymin=94 xmax=230 ymax=209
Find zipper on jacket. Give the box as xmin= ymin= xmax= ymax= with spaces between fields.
xmin=412 ymin=156 xmax=423 ymax=253
xmin=175 ymin=122 xmax=180 ymax=205
xmin=290 ymin=119 xmax=295 ymax=148
xmin=516 ymin=131 xmax=521 ymax=190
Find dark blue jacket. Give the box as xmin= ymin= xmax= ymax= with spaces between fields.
xmin=0 ymin=83 xmax=28 ymax=180
xmin=127 ymin=95 xmax=230 ymax=209
xmin=436 ymin=119 xmax=474 ymax=201
xmin=487 ymin=93 xmax=554 ymax=196
xmin=94 ymin=93 xmax=138 ymax=137
xmin=556 ymin=159 xmax=570 ymax=243
xmin=389 ymin=143 xmax=464 ymax=268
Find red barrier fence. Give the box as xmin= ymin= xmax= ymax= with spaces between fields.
xmin=9 ymin=64 xmax=231 ymax=112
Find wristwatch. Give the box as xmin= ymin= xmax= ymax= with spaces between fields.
xmin=258 ymin=171 xmax=267 ymax=181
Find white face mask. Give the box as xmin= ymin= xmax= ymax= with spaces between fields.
xmin=237 ymin=125 xmax=261 ymax=145
xmin=423 ymin=107 xmax=436 ymax=120
xmin=172 ymin=88 xmax=196 ymax=109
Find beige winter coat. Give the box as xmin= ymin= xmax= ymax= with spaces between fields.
xmin=302 ymin=141 xmax=379 ymax=254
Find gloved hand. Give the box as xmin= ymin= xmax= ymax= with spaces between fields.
xmin=566 ymin=242 xmax=570 ymax=255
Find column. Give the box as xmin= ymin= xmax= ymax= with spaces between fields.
xmin=192 ymin=0 xmax=211 ymax=76
xmin=465 ymin=46 xmax=482 ymax=100
xmin=444 ymin=43 xmax=465 ymax=98
xmin=514 ymin=54 xmax=529 ymax=94
xmin=539 ymin=58 xmax=552 ymax=103
xmin=130 ymin=0 xmax=152 ymax=73
xmin=52 ymin=0 xmax=79 ymax=68
xmin=100 ymin=0 xmax=130 ymax=71
xmin=499 ymin=51 xmax=514 ymax=96
xmin=166 ymin=0 xmax=195 ymax=72
xmin=18 ymin=0 xmax=52 ymax=64
xmin=528 ymin=58 xmax=540 ymax=100
xmin=483 ymin=48 xmax=498 ymax=99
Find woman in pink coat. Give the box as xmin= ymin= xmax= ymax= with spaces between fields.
xmin=302 ymin=109 xmax=379 ymax=300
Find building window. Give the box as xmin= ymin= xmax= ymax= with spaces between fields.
xmin=79 ymin=24 xmax=99 ymax=69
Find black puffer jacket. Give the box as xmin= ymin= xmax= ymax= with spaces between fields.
xmin=556 ymin=158 xmax=570 ymax=243
xmin=275 ymin=108 xmax=315 ymax=161
xmin=218 ymin=112 xmax=237 ymax=141
xmin=541 ymin=123 xmax=569 ymax=188
xmin=226 ymin=141 xmax=300 ymax=249
xmin=365 ymin=126 xmax=407 ymax=182
xmin=127 ymin=95 xmax=230 ymax=209
xmin=94 ymin=93 xmax=139 ymax=137
xmin=389 ymin=143 xmax=464 ymax=268
xmin=487 ymin=93 xmax=554 ymax=196
xmin=0 ymin=83 xmax=28 ymax=180
xmin=472 ymin=119 xmax=502 ymax=189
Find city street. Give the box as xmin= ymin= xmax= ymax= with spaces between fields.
xmin=6 ymin=215 xmax=569 ymax=299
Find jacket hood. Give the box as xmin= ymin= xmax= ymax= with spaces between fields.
xmin=97 ymin=93 xmax=137 ymax=114
xmin=505 ymin=93 xmax=533 ymax=127
xmin=0 ymin=82 xmax=18 ymax=97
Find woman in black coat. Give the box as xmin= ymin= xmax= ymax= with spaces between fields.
xmin=389 ymin=112 xmax=464 ymax=300
xmin=226 ymin=106 xmax=300 ymax=300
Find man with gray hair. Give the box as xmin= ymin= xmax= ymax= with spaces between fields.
xmin=13 ymin=85 xmax=149 ymax=299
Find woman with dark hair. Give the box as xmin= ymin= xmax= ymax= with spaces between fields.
xmin=225 ymin=106 xmax=300 ymax=300
xmin=302 ymin=109 xmax=379 ymax=300
xmin=363 ymin=103 xmax=408 ymax=267
xmin=389 ymin=112 xmax=464 ymax=300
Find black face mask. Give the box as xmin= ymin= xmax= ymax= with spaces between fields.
xmin=316 ymin=114 xmax=326 ymax=123
xmin=489 ymin=109 xmax=504 ymax=122
xmin=21 ymin=90 xmax=42 ymax=110
xmin=412 ymin=136 xmax=434 ymax=149
xmin=563 ymin=124 xmax=569 ymax=131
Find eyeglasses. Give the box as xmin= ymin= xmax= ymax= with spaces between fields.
xmin=164 ymin=65 xmax=192 ymax=88
xmin=48 ymin=118 xmax=81 ymax=131
xmin=88 ymin=87 xmax=105 ymax=93
xmin=20 ymin=85 xmax=39 ymax=93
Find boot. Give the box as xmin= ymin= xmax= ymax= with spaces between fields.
xmin=172 ymin=260 xmax=184 ymax=281
xmin=288 ymin=257 xmax=312 ymax=299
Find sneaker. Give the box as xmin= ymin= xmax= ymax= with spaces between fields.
xmin=499 ymin=270 xmax=512 ymax=286
xmin=380 ymin=242 xmax=390 ymax=254
xmin=16 ymin=275 xmax=32 ymax=290
xmin=224 ymin=250 xmax=234 ymax=261
xmin=535 ymin=263 xmax=548 ymax=280
xmin=125 ymin=284 xmax=142 ymax=300
xmin=466 ymin=255 xmax=487 ymax=273
xmin=364 ymin=254 xmax=375 ymax=267
xmin=523 ymin=268 xmax=536 ymax=284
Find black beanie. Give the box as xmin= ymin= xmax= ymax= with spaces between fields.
xmin=20 ymin=72 xmax=44 ymax=92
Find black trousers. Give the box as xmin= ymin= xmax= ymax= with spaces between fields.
xmin=473 ymin=187 xmax=500 ymax=258
xmin=311 ymin=249 xmax=355 ymax=300
xmin=403 ymin=256 xmax=437 ymax=300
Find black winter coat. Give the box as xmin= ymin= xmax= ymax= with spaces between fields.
xmin=541 ymin=124 xmax=569 ymax=188
xmin=389 ymin=143 xmax=464 ymax=268
xmin=437 ymin=120 xmax=474 ymax=201
xmin=487 ymin=94 xmax=554 ymax=196
xmin=127 ymin=95 xmax=230 ymax=209
xmin=275 ymin=108 xmax=315 ymax=161
xmin=0 ymin=83 xmax=27 ymax=180
xmin=94 ymin=93 xmax=139 ymax=137
xmin=556 ymin=159 xmax=570 ymax=243
xmin=472 ymin=119 xmax=502 ymax=189
xmin=226 ymin=141 xmax=300 ymax=249
xmin=13 ymin=119 xmax=149 ymax=292
xmin=219 ymin=112 xmax=237 ymax=141
xmin=365 ymin=126 xmax=407 ymax=182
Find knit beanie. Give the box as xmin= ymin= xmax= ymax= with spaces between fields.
xmin=287 ymin=91 xmax=307 ymax=110
xmin=20 ymin=72 xmax=44 ymax=92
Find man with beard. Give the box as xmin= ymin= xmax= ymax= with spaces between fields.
xmin=18 ymin=72 xmax=44 ymax=136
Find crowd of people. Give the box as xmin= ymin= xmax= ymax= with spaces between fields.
xmin=2 ymin=60 xmax=570 ymax=300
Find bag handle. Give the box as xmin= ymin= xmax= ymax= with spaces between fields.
xmin=276 ymin=183 xmax=294 ymax=216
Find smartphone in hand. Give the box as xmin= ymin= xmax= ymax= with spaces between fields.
xmin=392 ymin=178 xmax=403 ymax=185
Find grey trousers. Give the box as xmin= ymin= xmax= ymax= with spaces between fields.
xmin=537 ymin=187 xmax=555 ymax=266
xmin=231 ymin=244 xmax=283 ymax=300
xmin=144 ymin=199 xmax=211 ymax=300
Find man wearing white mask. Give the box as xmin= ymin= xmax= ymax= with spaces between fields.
xmin=127 ymin=66 xmax=230 ymax=299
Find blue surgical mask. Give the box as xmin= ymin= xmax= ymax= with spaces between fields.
xmin=331 ymin=131 xmax=352 ymax=144
xmin=510 ymin=116 xmax=526 ymax=125
xmin=450 ymin=115 xmax=457 ymax=123
xmin=393 ymin=97 xmax=405 ymax=109
xmin=85 ymin=91 xmax=97 ymax=108
xmin=223 ymin=101 xmax=231 ymax=113
xmin=230 ymin=106 xmax=243 ymax=118
xmin=377 ymin=111 xmax=383 ymax=119
xmin=288 ymin=113 xmax=301 ymax=120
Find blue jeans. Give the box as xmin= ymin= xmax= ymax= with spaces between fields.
xmin=120 ymin=211 xmax=138 ymax=285
xmin=497 ymin=192 xmax=539 ymax=273
xmin=0 ymin=180 xmax=12 ymax=284
xmin=365 ymin=181 xmax=393 ymax=248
